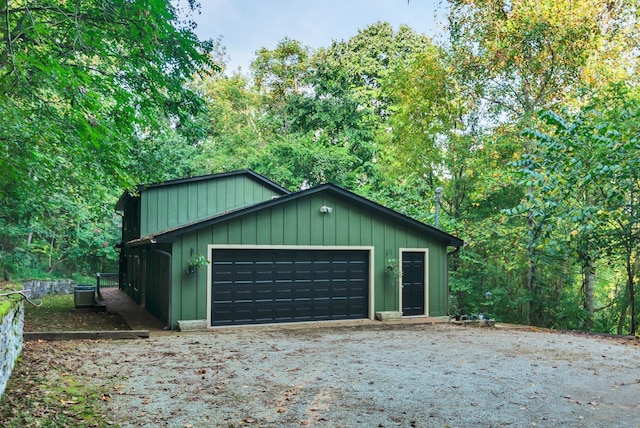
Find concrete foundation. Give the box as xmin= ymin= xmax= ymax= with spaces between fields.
xmin=177 ymin=319 xmax=208 ymax=331
xmin=375 ymin=311 xmax=402 ymax=321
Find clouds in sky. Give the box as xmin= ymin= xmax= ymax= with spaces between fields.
xmin=192 ymin=0 xmax=447 ymax=73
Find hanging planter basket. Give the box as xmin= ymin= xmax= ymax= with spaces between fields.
xmin=187 ymin=254 xmax=209 ymax=274
xmin=385 ymin=258 xmax=402 ymax=287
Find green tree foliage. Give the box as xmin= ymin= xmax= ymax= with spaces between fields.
xmin=519 ymin=85 xmax=640 ymax=334
xmin=191 ymin=23 xmax=433 ymax=193
xmin=448 ymin=0 xmax=637 ymax=121
xmin=382 ymin=43 xmax=483 ymax=220
xmin=249 ymin=38 xmax=361 ymax=188
xmin=253 ymin=37 xmax=311 ymax=117
xmin=322 ymin=21 xmax=432 ymax=126
xmin=0 ymin=0 xmax=213 ymax=277
xmin=443 ymin=0 xmax=640 ymax=326
xmin=229 ymin=25 xmax=434 ymax=190
xmin=189 ymin=69 xmax=264 ymax=173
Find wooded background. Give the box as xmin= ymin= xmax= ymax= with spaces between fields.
xmin=1 ymin=0 xmax=639 ymax=334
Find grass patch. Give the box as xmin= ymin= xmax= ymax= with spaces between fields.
xmin=0 ymin=342 xmax=119 ymax=427
xmin=24 ymin=294 xmax=129 ymax=332
xmin=2 ymin=286 xmax=127 ymax=426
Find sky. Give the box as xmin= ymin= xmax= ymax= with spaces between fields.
xmin=189 ymin=0 xmax=448 ymax=73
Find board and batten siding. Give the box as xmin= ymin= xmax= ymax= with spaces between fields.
xmin=141 ymin=174 xmax=283 ymax=237
xmin=168 ymin=192 xmax=449 ymax=328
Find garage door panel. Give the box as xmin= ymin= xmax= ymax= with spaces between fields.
xmin=294 ymin=288 xmax=313 ymax=299
xmin=274 ymin=289 xmax=293 ymax=300
xmin=211 ymin=249 xmax=369 ymax=326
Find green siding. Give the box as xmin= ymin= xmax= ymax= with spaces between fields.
xmin=428 ymin=248 xmax=448 ymax=316
xmin=179 ymin=234 xmax=198 ymax=321
xmin=381 ymin=221 xmax=396 ymax=309
xmin=141 ymin=175 xmax=283 ymax=236
xmin=157 ymin=190 xmax=168 ymax=233
xmin=121 ymin=199 xmax=141 ymax=243
xmin=270 ymin=205 xmax=285 ymax=245
xmin=197 ymin=181 xmax=208 ymax=219
xmin=144 ymin=245 xmax=171 ymax=326
xmin=283 ymin=204 xmax=297 ymax=242
xmin=166 ymin=192 xmax=452 ymax=329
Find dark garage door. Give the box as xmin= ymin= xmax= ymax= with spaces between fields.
xmin=211 ymin=248 xmax=369 ymax=326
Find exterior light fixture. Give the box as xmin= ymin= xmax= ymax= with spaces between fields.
xmin=320 ymin=206 xmax=333 ymax=213
xmin=485 ymin=290 xmax=493 ymax=300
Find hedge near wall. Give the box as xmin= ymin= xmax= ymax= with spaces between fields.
xmin=0 ymin=286 xmax=24 ymax=399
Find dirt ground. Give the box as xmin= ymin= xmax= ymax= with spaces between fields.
xmin=26 ymin=322 xmax=640 ymax=427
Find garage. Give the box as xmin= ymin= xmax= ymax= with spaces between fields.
xmin=211 ymin=248 xmax=370 ymax=326
xmin=117 ymin=170 xmax=463 ymax=329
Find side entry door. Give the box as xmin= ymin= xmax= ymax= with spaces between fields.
xmin=401 ymin=251 xmax=426 ymax=316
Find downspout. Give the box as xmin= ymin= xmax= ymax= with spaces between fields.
xmin=151 ymin=245 xmax=173 ymax=330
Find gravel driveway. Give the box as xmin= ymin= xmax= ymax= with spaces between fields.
xmin=57 ymin=322 xmax=640 ymax=427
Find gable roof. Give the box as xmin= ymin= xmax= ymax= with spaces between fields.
xmin=115 ymin=169 xmax=291 ymax=211
xmin=125 ymin=182 xmax=464 ymax=248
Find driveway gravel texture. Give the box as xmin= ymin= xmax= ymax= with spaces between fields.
xmin=41 ymin=323 xmax=640 ymax=427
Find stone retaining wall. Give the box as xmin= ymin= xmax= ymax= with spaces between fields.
xmin=0 ymin=294 xmax=24 ymax=399
xmin=22 ymin=279 xmax=77 ymax=299
xmin=2 ymin=279 xmax=84 ymax=399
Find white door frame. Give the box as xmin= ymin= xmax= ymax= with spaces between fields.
xmin=399 ymin=248 xmax=429 ymax=317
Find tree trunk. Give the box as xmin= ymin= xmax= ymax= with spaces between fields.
xmin=527 ymin=255 xmax=540 ymax=326
xmin=617 ymin=298 xmax=628 ymax=336
xmin=557 ymin=255 xmax=567 ymax=307
xmin=48 ymin=234 xmax=55 ymax=272
xmin=527 ymin=210 xmax=541 ymax=326
xmin=630 ymin=254 xmax=639 ymax=335
xmin=629 ymin=252 xmax=640 ymax=334
xmin=630 ymin=278 xmax=636 ymax=335
xmin=583 ymin=258 xmax=595 ymax=330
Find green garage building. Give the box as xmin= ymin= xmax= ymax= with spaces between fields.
xmin=115 ymin=170 xmax=463 ymax=329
